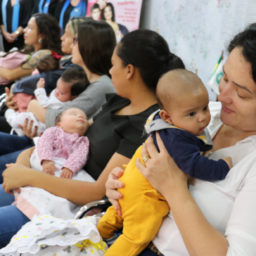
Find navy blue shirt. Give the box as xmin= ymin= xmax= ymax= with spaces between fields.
xmin=149 ymin=113 xmax=229 ymax=181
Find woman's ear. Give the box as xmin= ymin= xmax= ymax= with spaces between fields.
xmin=126 ymin=64 xmax=135 ymax=79
xmin=159 ymin=109 xmax=173 ymax=125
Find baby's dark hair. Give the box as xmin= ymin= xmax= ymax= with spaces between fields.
xmin=61 ymin=67 xmax=89 ymax=97
xmin=37 ymin=54 xmax=60 ymax=73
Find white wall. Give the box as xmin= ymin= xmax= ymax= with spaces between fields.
xmin=140 ymin=0 xmax=256 ymax=99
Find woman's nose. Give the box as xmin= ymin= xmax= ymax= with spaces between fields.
xmin=218 ymin=80 xmax=232 ymax=103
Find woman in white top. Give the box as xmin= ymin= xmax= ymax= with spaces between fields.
xmin=106 ymin=25 xmax=256 ymax=255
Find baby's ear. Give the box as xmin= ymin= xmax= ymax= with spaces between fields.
xmin=56 ymin=122 xmax=61 ymax=127
xmin=159 ymin=109 xmax=172 ymax=124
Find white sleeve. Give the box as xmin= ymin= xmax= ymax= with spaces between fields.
xmin=225 ymin=154 xmax=256 ymax=255
xmin=34 ymin=88 xmax=49 ymax=108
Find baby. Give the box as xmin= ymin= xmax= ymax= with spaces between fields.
xmin=10 ymin=51 xmax=62 ymax=113
xmin=5 ymin=67 xmax=89 ymax=136
xmin=14 ymin=107 xmax=93 ymax=219
xmin=36 ymin=107 xmax=90 ymax=178
xmin=97 ymin=69 xmax=232 ymax=255
xmin=33 ymin=51 xmax=61 ymax=74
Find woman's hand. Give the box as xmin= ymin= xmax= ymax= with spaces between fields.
xmin=2 ymin=163 xmax=31 ymax=193
xmin=5 ymin=87 xmax=18 ymax=110
xmin=105 ymin=167 xmax=125 ymax=216
xmin=18 ymin=118 xmax=38 ymax=138
xmin=136 ymin=133 xmax=188 ymax=200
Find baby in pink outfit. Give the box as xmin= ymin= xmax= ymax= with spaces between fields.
xmin=14 ymin=107 xmax=92 ymax=219
xmin=37 ymin=107 xmax=90 ymax=178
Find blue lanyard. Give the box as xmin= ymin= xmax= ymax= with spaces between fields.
xmin=2 ymin=0 xmax=20 ymax=32
xmin=38 ymin=0 xmax=44 ymax=12
xmin=59 ymin=0 xmax=70 ymax=30
xmin=39 ymin=0 xmax=51 ymax=13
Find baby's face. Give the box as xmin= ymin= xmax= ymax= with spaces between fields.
xmin=55 ymin=78 xmax=72 ymax=102
xmin=166 ymin=90 xmax=211 ymax=135
xmin=58 ymin=108 xmax=89 ymax=136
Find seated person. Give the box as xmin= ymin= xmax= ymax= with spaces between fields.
xmin=11 ymin=51 xmax=62 ymax=113
xmin=0 ymin=13 xmax=61 ymax=91
xmin=5 ymin=68 xmax=89 ymax=136
xmin=14 ymin=107 xmax=92 ymax=220
xmin=97 ymin=69 xmax=232 ymax=255
xmin=0 ymin=29 xmax=183 ymax=248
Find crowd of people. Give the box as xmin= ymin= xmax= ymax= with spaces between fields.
xmin=0 ymin=1 xmax=254 ymax=256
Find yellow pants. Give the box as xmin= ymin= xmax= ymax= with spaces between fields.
xmin=97 ymin=146 xmax=169 ymax=256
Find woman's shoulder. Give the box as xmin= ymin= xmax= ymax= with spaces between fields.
xmin=85 ymin=75 xmax=115 ymax=95
xmin=92 ymin=75 xmax=113 ymax=88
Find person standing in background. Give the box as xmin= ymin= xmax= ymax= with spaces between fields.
xmin=56 ymin=0 xmax=87 ymax=33
xmin=32 ymin=0 xmax=58 ymax=17
xmin=0 ymin=0 xmax=34 ymax=51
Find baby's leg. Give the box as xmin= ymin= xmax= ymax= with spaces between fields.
xmin=97 ymin=205 xmax=123 ymax=239
xmin=104 ymin=192 xmax=169 ymax=256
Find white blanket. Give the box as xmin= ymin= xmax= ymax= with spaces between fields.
xmin=0 ymin=215 xmax=107 ymax=256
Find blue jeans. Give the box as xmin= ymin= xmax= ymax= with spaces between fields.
xmin=0 ymin=132 xmax=34 ymax=182
xmin=0 ymin=185 xmax=29 ymax=248
xmin=0 ymin=149 xmax=27 ymax=183
xmin=0 ymin=132 xmax=33 ymax=155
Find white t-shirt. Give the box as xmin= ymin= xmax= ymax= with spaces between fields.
xmin=154 ymin=102 xmax=256 ymax=256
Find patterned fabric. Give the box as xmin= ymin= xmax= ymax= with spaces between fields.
xmin=21 ymin=49 xmax=51 ymax=70
xmin=0 ymin=215 xmax=107 ymax=255
xmin=37 ymin=126 xmax=89 ymax=173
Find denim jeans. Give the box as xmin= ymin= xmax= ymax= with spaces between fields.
xmin=0 ymin=149 xmax=30 ymax=183
xmin=0 ymin=132 xmax=34 ymax=155
xmin=0 ymin=185 xmax=29 ymax=248
xmin=0 ymin=132 xmax=34 ymax=182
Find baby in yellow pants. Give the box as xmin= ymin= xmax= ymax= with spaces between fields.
xmin=97 ymin=69 xmax=232 ymax=256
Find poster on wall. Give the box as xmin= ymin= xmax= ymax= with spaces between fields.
xmin=86 ymin=0 xmax=143 ymax=41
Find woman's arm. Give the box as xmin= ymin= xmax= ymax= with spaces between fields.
xmin=0 ymin=66 xmax=32 ymax=81
xmin=136 ymin=134 xmax=228 ymax=256
xmin=16 ymin=147 xmax=34 ymax=166
xmin=2 ymin=152 xmax=130 ymax=205
xmin=27 ymin=99 xmax=46 ymax=123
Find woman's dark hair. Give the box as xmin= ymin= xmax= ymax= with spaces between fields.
xmin=228 ymin=24 xmax=256 ymax=82
xmin=117 ymin=29 xmax=185 ymax=93
xmin=61 ymin=67 xmax=89 ymax=96
xmin=101 ymin=2 xmax=116 ymax=22
xmin=77 ymin=19 xmax=116 ymax=76
xmin=33 ymin=13 xmax=61 ymax=53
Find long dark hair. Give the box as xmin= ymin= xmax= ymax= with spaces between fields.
xmin=33 ymin=13 xmax=61 ymax=53
xmin=101 ymin=2 xmax=116 ymax=22
xmin=77 ymin=19 xmax=116 ymax=76
xmin=117 ymin=29 xmax=185 ymax=93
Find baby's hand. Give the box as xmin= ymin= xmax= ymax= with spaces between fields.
xmin=223 ymin=157 xmax=233 ymax=169
xmin=60 ymin=168 xmax=73 ymax=179
xmin=41 ymin=160 xmax=56 ymax=175
xmin=36 ymin=78 xmax=45 ymax=89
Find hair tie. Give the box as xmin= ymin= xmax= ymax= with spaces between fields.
xmin=51 ymin=51 xmax=62 ymax=60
